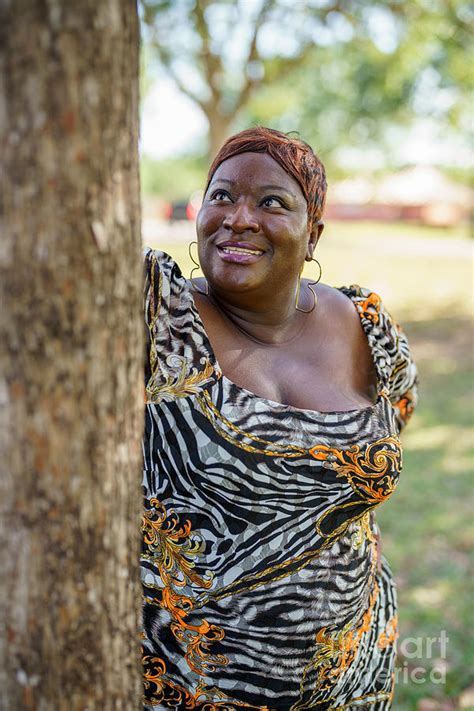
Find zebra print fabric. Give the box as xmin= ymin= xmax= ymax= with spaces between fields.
xmin=141 ymin=249 xmax=418 ymax=710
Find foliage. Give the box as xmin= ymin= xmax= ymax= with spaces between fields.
xmin=242 ymin=1 xmax=472 ymax=171
xmin=140 ymin=0 xmax=472 ymax=167
xmin=140 ymin=0 xmax=380 ymax=156
xmin=391 ymin=0 xmax=472 ymax=131
xmin=141 ymin=154 xmax=207 ymax=199
xmin=239 ymin=39 xmax=414 ymax=171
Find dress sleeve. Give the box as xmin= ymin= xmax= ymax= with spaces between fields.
xmin=143 ymin=247 xmax=185 ymax=392
xmin=385 ymin=316 xmax=419 ymax=434
xmin=354 ymin=287 xmax=419 ymax=434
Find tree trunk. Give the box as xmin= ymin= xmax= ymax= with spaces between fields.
xmin=207 ymin=107 xmax=234 ymax=161
xmin=0 ymin=2 xmax=143 ymax=709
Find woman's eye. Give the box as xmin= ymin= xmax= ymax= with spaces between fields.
xmin=211 ymin=190 xmax=231 ymax=202
xmin=262 ymin=196 xmax=284 ymax=208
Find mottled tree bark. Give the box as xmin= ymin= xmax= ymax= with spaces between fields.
xmin=0 ymin=2 xmax=143 ymax=709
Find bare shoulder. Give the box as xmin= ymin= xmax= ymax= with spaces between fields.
xmin=310 ymin=281 xmax=373 ymax=364
xmin=310 ymin=280 xmax=377 ymax=395
xmin=311 ymin=281 xmax=362 ymax=333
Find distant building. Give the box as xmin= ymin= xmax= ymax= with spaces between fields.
xmin=326 ymin=166 xmax=471 ymax=226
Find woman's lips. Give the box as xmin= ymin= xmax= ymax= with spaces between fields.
xmin=216 ymin=243 xmax=265 ymax=264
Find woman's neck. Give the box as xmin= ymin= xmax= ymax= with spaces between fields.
xmin=201 ymin=280 xmax=314 ymax=347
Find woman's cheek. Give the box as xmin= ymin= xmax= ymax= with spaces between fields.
xmin=197 ymin=208 xmax=220 ymax=242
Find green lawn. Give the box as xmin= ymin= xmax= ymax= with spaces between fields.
xmin=144 ymin=220 xmax=474 ymax=709
xmin=380 ymin=315 xmax=473 ymax=709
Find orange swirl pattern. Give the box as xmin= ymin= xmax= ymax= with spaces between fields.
xmin=142 ymin=499 xmax=228 ymax=698
xmin=309 ymin=436 xmax=402 ymax=503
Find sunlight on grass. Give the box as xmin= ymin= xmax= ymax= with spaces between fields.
xmin=441 ymin=453 xmax=473 ymax=475
xmin=410 ymin=585 xmax=446 ymax=608
xmin=403 ymin=425 xmax=472 ymax=452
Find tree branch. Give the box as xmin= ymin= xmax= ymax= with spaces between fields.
xmin=264 ymin=42 xmax=315 ymax=83
xmin=233 ymin=0 xmax=276 ymax=113
xmin=146 ymin=28 xmax=207 ymax=109
xmin=193 ymin=0 xmax=223 ymax=105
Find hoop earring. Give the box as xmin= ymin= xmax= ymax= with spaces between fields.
xmin=295 ymin=256 xmax=322 ymax=313
xmin=188 ymin=241 xmax=209 ymax=296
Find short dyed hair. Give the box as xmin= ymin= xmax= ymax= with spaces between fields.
xmin=204 ymin=126 xmax=327 ymax=232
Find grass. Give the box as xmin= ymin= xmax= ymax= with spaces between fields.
xmin=143 ymin=220 xmax=473 ymax=709
xmin=379 ymin=314 xmax=473 ymax=709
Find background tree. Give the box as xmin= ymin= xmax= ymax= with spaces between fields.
xmin=141 ymin=0 xmax=366 ymax=159
xmin=0 ymin=2 xmax=143 ymax=709
xmin=141 ymin=0 xmax=471 ymax=173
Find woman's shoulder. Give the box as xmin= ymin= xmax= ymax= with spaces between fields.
xmin=143 ymin=246 xmax=182 ymax=275
xmin=316 ymin=282 xmax=407 ymax=362
xmin=315 ymin=281 xmax=419 ymax=429
xmin=143 ymin=246 xmax=188 ymax=294
xmin=316 ymin=282 xmax=394 ymax=334
xmin=312 ymin=280 xmax=415 ymax=369
xmin=311 ymin=281 xmax=369 ymax=333
xmin=143 ymin=247 xmax=190 ymax=331
xmin=315 ymin=282 xmax=360 ymax=310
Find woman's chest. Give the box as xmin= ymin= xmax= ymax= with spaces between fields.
xmin=191 ymin=288 xmax=378 ymax=412
xmin=211 ymin=333 xmax=377 ymax=412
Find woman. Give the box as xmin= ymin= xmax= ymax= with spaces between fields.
xmin=142 ymin=127 xmax=418 ymax=710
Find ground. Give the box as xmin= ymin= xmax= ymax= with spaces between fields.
xmin=143 ymin=219 xmax=473 ymax=709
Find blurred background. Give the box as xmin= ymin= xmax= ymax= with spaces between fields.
xmin=138 ymin=1 xmax=473 ymax=708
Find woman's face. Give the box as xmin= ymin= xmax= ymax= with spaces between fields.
xmin=196 ymin=152 xmax=321 ymax=298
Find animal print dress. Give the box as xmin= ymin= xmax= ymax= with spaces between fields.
xmin=141 ymin=248 xmax=418 ymax=710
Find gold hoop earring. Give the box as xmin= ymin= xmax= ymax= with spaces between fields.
xmin=295 ymin=256 xmax=322 ymax=313
xmin=188 ymin=241 xmax=209 ymax=296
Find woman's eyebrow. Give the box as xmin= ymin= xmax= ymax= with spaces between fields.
xmin=260 ymin=184 xmax=296 ymax=198
xmin=211 ymin=178 xmax=296 ymax=200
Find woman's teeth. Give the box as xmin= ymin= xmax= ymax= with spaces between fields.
xmin=220 ymin=246 xmax=263 ymax=255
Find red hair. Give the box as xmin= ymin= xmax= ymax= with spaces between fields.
xmin=204 ymin=126 xmax=327 ymax=232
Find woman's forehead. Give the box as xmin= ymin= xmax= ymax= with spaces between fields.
xmin=210 ymin=151 xmax=305 ymax=199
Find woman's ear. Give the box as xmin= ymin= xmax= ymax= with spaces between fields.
xmin=306 ymin=220 xmax=324 ymax=260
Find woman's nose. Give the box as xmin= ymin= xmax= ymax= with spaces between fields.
xmin=222 ymin=203 xmax=259 ymax=233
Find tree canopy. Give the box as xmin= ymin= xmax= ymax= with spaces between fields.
xmin=141 ymin=0 xmax=471 ymax=174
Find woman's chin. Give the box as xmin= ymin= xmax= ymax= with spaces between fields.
xmin=207 ymin=266 xmax=264 ymax=295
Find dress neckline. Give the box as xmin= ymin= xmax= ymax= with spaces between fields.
xmin=186 ymin=281 xmax=386 ymax=418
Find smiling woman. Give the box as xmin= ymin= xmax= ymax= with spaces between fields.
xmin=197 ymin=152 xmax=313 ymax=302
xmin=141 ymin=127 xmax=419 ymax=710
